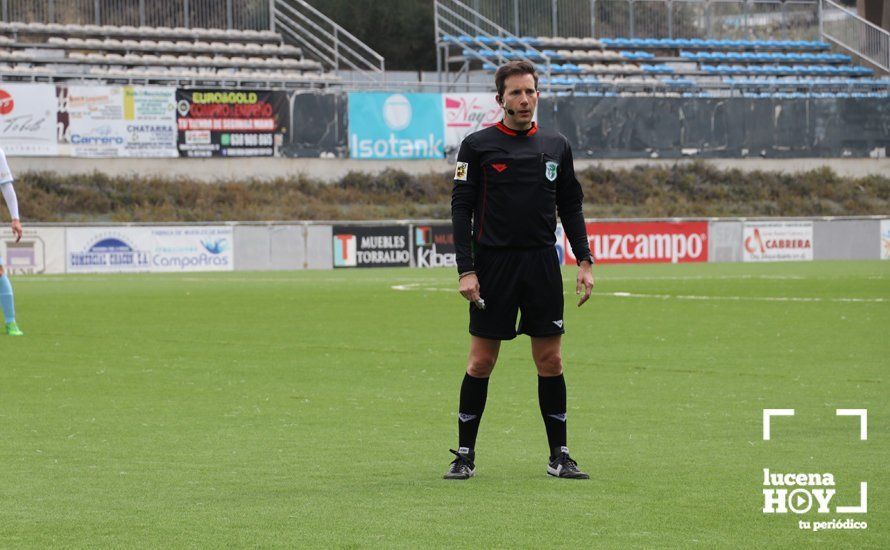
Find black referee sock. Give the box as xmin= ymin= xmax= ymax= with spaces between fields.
xmin=538 ymin=374 xmax=568 ymax=458
xmin=458 ymin=372 xmax=489 ymax=450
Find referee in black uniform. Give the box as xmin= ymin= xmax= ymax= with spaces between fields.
xmin=444 ymin=61 xmax=594 ymax=480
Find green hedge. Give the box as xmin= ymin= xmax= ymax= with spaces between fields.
xmin=12 ymin=162 xmax=889 ymax=222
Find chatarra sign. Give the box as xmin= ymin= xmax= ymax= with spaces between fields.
xmin=413 ymin=224 xmax=456 ymax=268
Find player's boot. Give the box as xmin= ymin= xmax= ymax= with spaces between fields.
xmin=547 ymin=447 xmax=589 ymax=479
xmin=5 ymin=321 xmax=23 ymax=336
xmin=443 ymin=447 xmax=475 ymax=480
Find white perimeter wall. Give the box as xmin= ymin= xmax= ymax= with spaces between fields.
xmin=2 ymin=217 xmax=886 ymax=275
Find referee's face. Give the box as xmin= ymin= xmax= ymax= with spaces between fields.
xmin=499 ymin=73 xmax=538 ymax=130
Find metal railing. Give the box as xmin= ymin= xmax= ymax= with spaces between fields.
xmin=435 ymin=0 xmax=551 ymax=91
xmin=273 ymin=0 xmax=384 ymax=80
xmin=0 ymin=0 xmax=270 ymax=29
xmin=821 ymin=0 xmax=889 ymax=73
xmin=465 ymin=0 xmax=820 ymax=40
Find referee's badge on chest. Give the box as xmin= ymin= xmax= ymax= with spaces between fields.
xmin=545 ymin=161 xmax=558 ymax=182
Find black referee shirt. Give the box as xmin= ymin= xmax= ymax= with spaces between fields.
xmin=451 ymin=121 xmax=592 ymax=274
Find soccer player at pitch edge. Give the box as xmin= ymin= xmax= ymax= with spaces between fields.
xmin=446 ymin=61 xmax=594 ymax=480
xmin=0 ymin=147 xmax=23 ymax=336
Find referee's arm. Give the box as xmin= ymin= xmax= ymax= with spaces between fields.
xmin=556 ymin=139 xmax=594 ymax=306
xmin=451 ymin=138 xmax=482 ymax=303
xmin=451 ymin=138 xmax=480 ymax=276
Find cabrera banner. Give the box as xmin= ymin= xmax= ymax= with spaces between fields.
xmin=565 ymin=221 xmax=709 ymax=264
xmin=348 ymin=93 xmax=444 ymax=159
xmin=743 ymin=221 xmax=814 ymax=262
xmin=66 ymin=226 xmax=233 ymax=273
xmin=332 ymin=225 xmax=410 ymax=268
xmin=176 ymin=89 xmax=289 ymax=157
xmin=0 ymin=83 xmax=58 ymax=156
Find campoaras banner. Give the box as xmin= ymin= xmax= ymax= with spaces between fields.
xmin=564 ymin=221 xmax=709 ymax=264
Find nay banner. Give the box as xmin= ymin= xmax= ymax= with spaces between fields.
xmin=348 ymin=93 xmax=444 ymax=159
xmin=443 ymin=93 xmax=501 ymax=153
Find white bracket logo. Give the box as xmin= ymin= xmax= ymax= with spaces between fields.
xmin=762 ymin=408 xmax=795 ymax=441
xmin=761 ymin=408 xmax=868 ymax=516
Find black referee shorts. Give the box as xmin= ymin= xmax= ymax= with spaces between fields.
xmin=469 ymin=246 xmax=565 ymax=340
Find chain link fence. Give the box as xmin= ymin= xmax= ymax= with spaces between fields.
xmin=0 ymin=0 xmax=270 ymax=29
xmin=469 ymin=0 xmax=819 ymax=40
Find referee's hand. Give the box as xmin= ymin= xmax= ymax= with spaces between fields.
xmin=576 ymin=261 xmax=594 ymax=307
xmin=459 ymin=273 xmax=481 ymax=303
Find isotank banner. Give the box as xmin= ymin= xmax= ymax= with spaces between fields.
xmin=347 ymin=93 xmax=445 ymax=159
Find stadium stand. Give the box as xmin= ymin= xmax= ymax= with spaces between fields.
xmin=0 ymin=20 xmax=337 ymax=87
xmin=443 ymin=33 xmax=888 ymax=97
xmin=434 ymin=0 xmax=890 ymax=99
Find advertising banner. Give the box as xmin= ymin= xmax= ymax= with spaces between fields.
xmin=565 ymin=221 xmax=709 ymax=265
xmin=348 ymin=93 xmax=444 ymax=159
xmin=413 ymin=224 xmax=456 ymax=268
xmin=443 ymin=93 xmax=501 ymax=153
xmin=0 ymin=83 xmax=58 ymax=155
xmin=67 ymin=226 xmax=233 ymax=273
xmin=176 ymin=89 xmax=289 ymax=157
xmin=0 ymin=227 xmax=66 ymax=274
xmin=332 ymin=225 xmax=410 ymax=268
xmin=61 ymin=86 xmax=178 ymax=157
xmin=67 ymin=86 xmax=177 ymax=157
xmin=881 ymin=220 xmax=890 ymax=260
xmin=743 ymin=221 xmax=813 ymax=262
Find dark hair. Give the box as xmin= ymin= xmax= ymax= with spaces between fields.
xmin=494 ymin=60 xmax=538 ymax=97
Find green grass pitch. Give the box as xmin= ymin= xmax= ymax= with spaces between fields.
xmin=1 ymin=261 xmax=887 ymax=548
